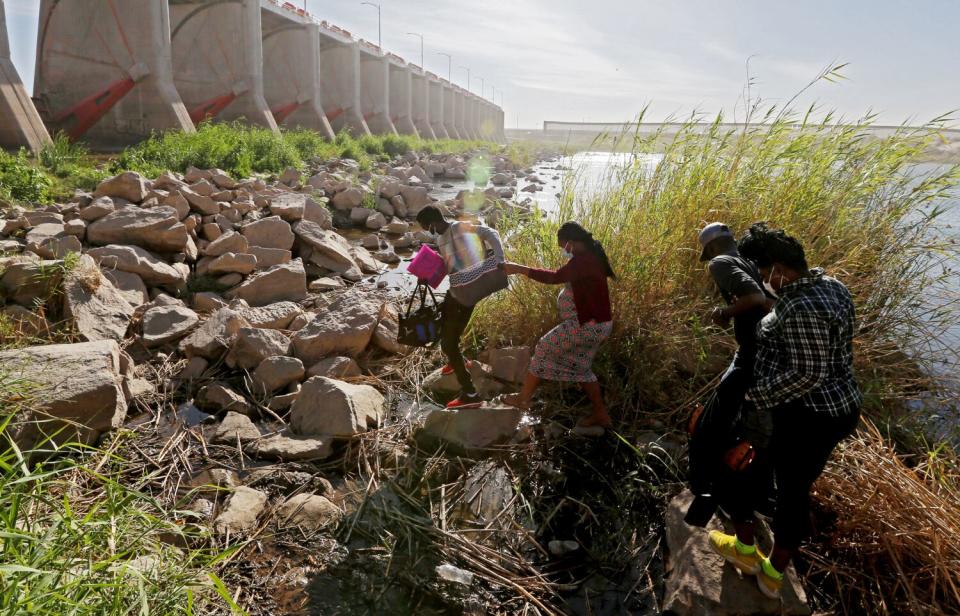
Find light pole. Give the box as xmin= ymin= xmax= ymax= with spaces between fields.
xmin=476 ymin=76 xmax=484 ymax=97
xmin=437 ymin=52 xmax=452 ymax=82
xmin=489 ymin=84 xmax=495 ymax=102
xmin=459 ymin=66 xmax=470 ymax=90
xmin=360 ymin=2 xmax=381 ymax=50
xmin=406 ymin=32 xmax=423 ymax=69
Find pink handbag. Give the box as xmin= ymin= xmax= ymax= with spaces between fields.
xmin=407 ymin=245 xmax=447 ymax=288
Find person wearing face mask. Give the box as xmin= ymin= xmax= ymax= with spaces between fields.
xmin=499 ymin=222 xmax=616 ymax=428
xmin=707 ymin=222 xmax=862 ymax=600
xmin=686 ymin=223 xmax=775 ymax=526
xmin=415 ymin=205 xmax=505 ymax=409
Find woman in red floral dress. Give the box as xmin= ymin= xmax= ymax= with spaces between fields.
xmin=500 ymin=222 xmax=615 ymax=428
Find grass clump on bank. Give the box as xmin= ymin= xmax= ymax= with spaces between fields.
xmin=475 ymin=108 xmax=960 ymax=613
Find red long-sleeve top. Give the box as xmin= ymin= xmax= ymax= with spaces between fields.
xmin=525 ymin=252 xmax=613 ymax=325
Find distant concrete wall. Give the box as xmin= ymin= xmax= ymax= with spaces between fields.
xmin=359 ymin=50 xmax=396 ymax=135
xmin=318 ymin=36 xmax=369 ymax=136
xmin=428 ymin=78 xmax=448 ymax=139
xmin=32 ymin=0 xmax=191 ymax=148
xmin=410 ymin=70 xmax=434 ymax=139
xmin=454 ymin=88 xmax=468 ymax=139
xmin=0 ymin=0 xmax=50 ymax=152
xmin=261 ymin=11 xmax=334 ymax=138
xmin=169 ymin=0 xmax=276 ymax=130
xmin=442 ymin=84 xmax=460 ymax=139
xmin=388 ymin=62 xmax=417 ymax=136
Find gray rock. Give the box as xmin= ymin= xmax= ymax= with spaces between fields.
xmin=0 ymin=340 xmax=127 ymax=449
xmin=306 ymin=356 xmax=361 ymax=379
xmin=214 ymin=487 xmax=268 ymax=535
xmin=196 ymin=382 xmax=251 ymax=416
xmin=248 ymin=246 xmax=291 ymax=269
xmin=229 ymin=259 xmax=307 ymax=307
xmin=101 ymin=269 xmax=149 ymax=307
xmin=87 ymin=206 xmax=187 ymax=252
xmin=142 ymin=305 xmax=199 ymax=347
xmin=178 ymin=307 xmax=250 ymax=359
xmin=79 ymin=196 xmax=116 ymax=222
xmin=211 ymin=411 xmax=260 ymax=444
xmin=662 ymin=490 xmax=810 ymax=616
xmin=276 ymin=493 xmax=341 ymax=531
xmin=205 ymin=230 xmax=248 ymax=257
xmin=294 ymin=220 xmax=359 ymax=278
xmin=94 ymin=171 xmax=148 ymax=203
xmin=291 ymin=291 xmax=385 ymax=363
xmin=225 ymin=327 xmax=291 ymax=370
xmin=249 ymin=432 xmax=332 ymax=461
xmin=332 ymin=187 xmax=363 ymax=210
xmin=88 ymin=244 xmax=185 ymax=287
xmin=240 ymin=215 xmax=294 ymax=250
xmin=208 ymin=252 xmax=257 ymax=275
xmin=61 ymin=255 xmax=134 ymax=342
xmin=416 ymin=405 xmax=523 ymax=454
xmin=0 ymin=259 xmax=62 ymax=306
xmin=290 ymin=377 xmax=385 ymax=437
xmin=252 ymin=356 xmax=304 ymax=394
xmin=239 ymin=301 xmax=302 ymax=330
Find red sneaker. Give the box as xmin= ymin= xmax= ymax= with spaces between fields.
xmin=446 ymin=393 xmax=483 ymax=409
xmin=441 ymin=360 xmax=473 ymax=376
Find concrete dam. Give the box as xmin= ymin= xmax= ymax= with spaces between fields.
xmin=0 ymin=0 xmax=505 ymax=152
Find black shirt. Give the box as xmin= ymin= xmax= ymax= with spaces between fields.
xmin=708 ymin=253 xmax=766 ymax=356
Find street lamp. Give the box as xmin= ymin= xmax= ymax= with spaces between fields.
xmin=360 ymin=2 xmax=381 ymax=50
xmin=437 ymin=52 xmax=452 ymax=82
xmin=490 ymin=84 xmax=495 ymax=102
xmin=406 ymin=32 xmax=423 ymax=69
xmin=476 ymin=76 xmax=484 ymax=97
xmin=459 ymin=66 xmax=470 ymax=90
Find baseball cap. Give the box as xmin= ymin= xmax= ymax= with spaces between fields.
xmin=698 ymin=222 xmax=734 ymax=261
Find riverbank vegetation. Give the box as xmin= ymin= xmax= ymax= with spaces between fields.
xmin=476 ymin=109 xmax=960 ymax=612
xmin=0 ymin=123 xmax=497 ymax=204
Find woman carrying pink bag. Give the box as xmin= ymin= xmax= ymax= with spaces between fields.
xmin=416 ymin=205 xmax=506 ymax=409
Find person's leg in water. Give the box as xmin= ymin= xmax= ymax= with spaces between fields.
xmin=577 ymin=381 xmax=611 ymax=427
xmin=440 ymin=295 xmax=479 ymax=405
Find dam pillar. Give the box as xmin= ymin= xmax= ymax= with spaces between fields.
xmin=387 ymin=58 xmax=417 ymax=136
xmin=441 ymin=83 xmax=460 ymax=140
xmin=464 ymin=95 xmax=478 ymax=140
xmin=260 ymin=6 xmax=334 ymax=138
xmin=410 ymin=68 xmax=434 ymax=139
xmin=169 ymin=0 xmax=276 ymax=131
xmin=0 ymin=0 xmax=50 ymax=153
xmin=453 ymin=87 xmax=468 ymax=140
xmin=428 ymin=75 xmax=448 ymax=139
xmin=32 ymin=0 xmax=191 ymax=148
xmin=318 ymin=28 xmax=369 ymax=136
xmin=359 ymin=45 xmax=396 ymax=135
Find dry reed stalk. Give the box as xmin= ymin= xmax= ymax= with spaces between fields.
xmin=809 ymin=420 xmax=960 ymax=614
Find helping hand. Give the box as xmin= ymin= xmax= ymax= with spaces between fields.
xmin=499 ymin=262 xmax=524 ymax=276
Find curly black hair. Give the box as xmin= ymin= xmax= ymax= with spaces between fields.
xmin=738 ymin=222 xmax=809 ymax=272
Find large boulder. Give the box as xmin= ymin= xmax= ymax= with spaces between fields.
xmin=294 ymin=220 xmax=359 ymax=278
xmin=276 ymin=493 xmax=341 ymax=531
xmin=331 ymin=187 xmax=364 ymax=210
xmin=214 ymin=487 xmax=268 ymax=535
xmin=178 ymin=307 xmax=250 ymax=359
xmin=88 ymin=244 xmax=185 ymax=287
xmin=269 ymin=193 xmax=306 ymax=221
xmin=0 ymin=340 xmax=127 ymax=448
xmin=93 ymin=171 xmax=148 ymax=203
xmin=229 ymin=259 xmax=307 ymax=307
xmin=416 ymin=405 xmax=522 ymax=454
xmin=399 ymin=185 xmax=430 ymax=214
xmin=303 ymin=198 xmax=333 ymax=229
xmin=142 ymin=305 xmax=200 ymax=347
xmin=290 ymin=377 xmax=385 ymax=437
xmin=61 ymin=255 xmax=135 ymax=342
xmin=480 ymin=346 xmax=532 ymax=385
xmin=372 ymin=304 xmax=406 ymax=355
xmin=662 ymin=490 xmax=809 ymax=616
xmin=87 ymin=206 xmax=187 ymax=252
xmin=225 ymin=327 xmax=291 ymax=370
xmin=291 ymin=291 xmax=385 ymax=364
xmin=240 ymin=215 xmax=294 ymax=250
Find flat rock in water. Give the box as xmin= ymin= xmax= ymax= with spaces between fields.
xmin=662 ymin=490 xmax=809 ymax=616
xmin=415 ymin=405 xmax=523 ymax=454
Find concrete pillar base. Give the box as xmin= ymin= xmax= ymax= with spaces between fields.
xmin=1 ymin=0 xmax=50 ymax=153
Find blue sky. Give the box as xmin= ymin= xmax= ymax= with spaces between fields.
xmin=5 ymin=0 xmax=959 ymax=128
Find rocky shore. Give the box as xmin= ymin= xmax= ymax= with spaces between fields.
xmin=0 ymin=149 xmax=807 ymax=615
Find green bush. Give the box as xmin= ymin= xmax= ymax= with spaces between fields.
xmin=38 ymin=132 xmax=89 ymax=178
xmin=0 ymin=149 xmax=51 ymax=203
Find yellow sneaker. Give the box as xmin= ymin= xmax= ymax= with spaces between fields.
xmin=757 ymin=558 xmax=784 ymax=599
xmin=708 ymin=530 xmax=766 ymax=575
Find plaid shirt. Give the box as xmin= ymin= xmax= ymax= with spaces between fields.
xmin=747 ymin=268 xmax=862 ymax=417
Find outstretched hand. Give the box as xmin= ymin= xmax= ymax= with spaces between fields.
xmin=499 ymin=262 xmax=524 ymax=276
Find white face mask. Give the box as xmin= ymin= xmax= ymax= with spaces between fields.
xmin=560 ymin=243 xmax=573 ymax=260
xmin=763 ymin=267 xmax=780 ymax=298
